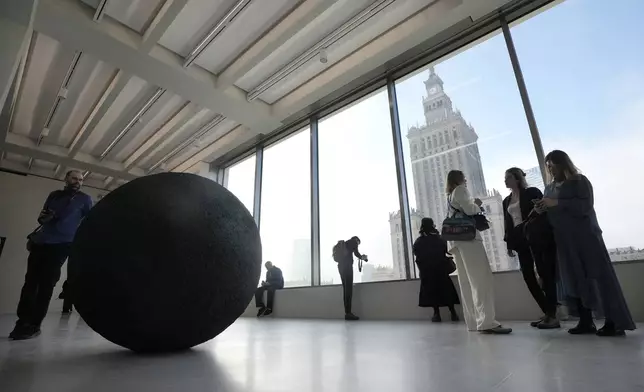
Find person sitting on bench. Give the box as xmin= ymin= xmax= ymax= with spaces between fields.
xmin=255 ymin=261 xmax=284 ymax=317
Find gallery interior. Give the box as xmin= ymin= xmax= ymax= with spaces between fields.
xmin=1 ymin=0 xmax=643 ymax=391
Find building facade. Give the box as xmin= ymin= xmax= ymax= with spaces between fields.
xmin=361 ymin=264 xmax=397 ymax=282
xmin=525 ymin=166 xmax=545 ymax=191
xmin=390 ymin=68 xmax=516 ymax=273
xmin=389 ymin=209 xmax=423 ymax=279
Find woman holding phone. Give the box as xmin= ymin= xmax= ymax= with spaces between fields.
xmin=536 ymin=150 xmax=635 ymax=336
xmin=503 ymin=167 xmax=559 ymax=329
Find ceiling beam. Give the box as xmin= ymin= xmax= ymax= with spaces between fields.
xmin=0 ymin=0 xmax=37 ymax=116
xmin=134 ymin=107 xmax=213 ymax=168
xmin=103 ymin=101 xmax=197 ymax=189
xmin=273 ymin=0 xmax=463 ymax=118
xmin=140 ymin=0 xmax=190 ymax=53
xmin=4 ymin=133 xmax=143 ymax=180
xmin=217 ymin=0 xmax=340 ymax=89
xmin=34 ymin=0 xmax=281 ymax=134
xmin=123 ymin=102 xmax=196 ymax=169
xmin=68 ymin=69 xmax=130 ymax=156
xmin=0 ymin=158 xmax=108 ymax=189
xmin=171 ymin=125 xmax=249 ymax=173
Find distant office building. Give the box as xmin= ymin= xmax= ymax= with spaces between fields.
xmin=608 ymin=247 xmax=644 ymax=262
xmin=389 ymin=68 xmax=514 ymax=272
xmin=480 ymin=190 xmax=519 ymax=271
xmin=389 ymin=209 xmax=423 ymax=279
xmin=525 ymin=166 xmax=545 ymax=191
xmin=362 ymin=264 xmax=397 ymax=282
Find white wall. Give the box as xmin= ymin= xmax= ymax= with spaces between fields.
xmin=0 ymin=171 xmax=104 ymax=314
xmin=244 ymin=261 xmax=644 ymax=322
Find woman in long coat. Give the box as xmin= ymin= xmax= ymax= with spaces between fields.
xmin=413 ymin=218 xmax=460 ymax=322
xmin=536 ymin=150 xmax=635 ymax=336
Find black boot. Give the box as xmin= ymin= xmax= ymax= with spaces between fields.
xmin=568 ymin=300 xmax=596 ymax=335
xmin=431 ymin=307 xmax=442 ymax=322
xmin=597 ymin=319 xmax=625 ymax=337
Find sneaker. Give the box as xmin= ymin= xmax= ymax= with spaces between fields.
xmin=256 ymin=307 xmax=266 ymax=317
xmin=480 ymin=325 xmax=512 ymax=334
xmin=450 ymin=312 xmax=460 ymax=322
xmin=345 ymin=313 xmax=360 ymax=321
xmin=537 ymin=316 xmax=561 ymax=329
xmin=9 ymin=324 xmax=41 ymax=340
xmin=262 ymin=308 xmax=273 ymax=317
xmin=431 ymin=314 xmax=442 ymax=323
xmin=596 ymin=324 xmax=625 ymax=337
xmin=530 ymin=315 xmax=546 ymax=328
xmin=568 ymin=322 xmax=597 ymax=335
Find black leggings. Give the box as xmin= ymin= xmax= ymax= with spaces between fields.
xmin=433 ymin=305 xmax=456 ymax=314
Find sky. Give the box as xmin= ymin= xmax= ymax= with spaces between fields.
xmin=224 ymin=0 xmax=644 ymax=286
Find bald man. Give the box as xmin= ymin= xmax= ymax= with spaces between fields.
xmin=9 ymin=170 xmax=93 ymax=340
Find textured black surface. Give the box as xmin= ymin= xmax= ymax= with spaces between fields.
xmin=68 ymin=173 xmax=261 ymax=352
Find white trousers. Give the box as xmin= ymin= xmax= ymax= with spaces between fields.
xmin=451 ymin=240 xmax=500 ymax=331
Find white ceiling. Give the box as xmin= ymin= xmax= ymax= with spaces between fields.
xmin=0 ymin=0 xmax=515 ymax=190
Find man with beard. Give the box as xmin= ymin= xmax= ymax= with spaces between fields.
xmin=9 ymin=170 xmax=93 ymax=340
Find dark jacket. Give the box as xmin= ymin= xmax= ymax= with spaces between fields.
xmin=413 ymin=232 xmax=449 ymax=275
xmin=502 ymin=187 xmax=543 ymax=251
xmin=340 ymin=238 xmax=363 ymax=264
xmin=266 ymin=267 xmax=284 ymax=289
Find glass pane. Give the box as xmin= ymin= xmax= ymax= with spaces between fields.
xmin=318 ymin=89 xmax=402 ymax=284
xmin=511 ymin=0 xmax=644 ymax=261
xmin=395 ymin=32 xmax=543 ymax=273
xmin=224 ymin=154 xmax=256 ymax=215
xmin=260 ymin=129 xmax=311 ymax=287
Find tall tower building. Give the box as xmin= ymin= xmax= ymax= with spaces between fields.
xmin=390 ymin=68 xmax=514 ymax=272
xmin=389 ymin=209 xmax=423 ymax=279
xmin=525 ymin=166 xmax=545 ymax=191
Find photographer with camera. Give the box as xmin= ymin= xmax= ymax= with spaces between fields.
xmin=9 ymin=170 xmax=93 ymax=340
xmin=333 ymin=236 xmax=367 ymax=321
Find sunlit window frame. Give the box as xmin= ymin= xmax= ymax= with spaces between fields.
xmin=217 ymin=0 xmax=569 ymax=287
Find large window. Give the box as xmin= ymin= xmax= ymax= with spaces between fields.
xmin=318 ymin=89 xmax=401 ymax=284
xmin=260 ymin=130 xmax=311 ymax=287
xmin=511 ymin=0 xmax=644 ymax=261
xmin=395 ymin=32 xmax=543 ymax=272
xmin=224 ymin=154 xmax=256 ymax=215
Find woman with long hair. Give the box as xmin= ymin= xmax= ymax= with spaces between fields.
xmin=445 ymin=170 xmax=511 ymax=334
xmin=413 ymin=218 xmax=460 ymax=322
xmin=536 ymin=150 xmax=635 ymax=336
xmin=503 ymin=167 xmax=559 ymax=329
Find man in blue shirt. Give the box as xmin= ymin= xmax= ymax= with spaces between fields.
xmin=9 ymin=170 xmax=93 ymax=340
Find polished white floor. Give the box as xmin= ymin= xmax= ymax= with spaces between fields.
xmin=1 ymin=314 xmax=643 ymax=392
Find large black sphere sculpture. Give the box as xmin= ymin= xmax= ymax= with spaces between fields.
xmin=68 ymin=173 xmax=261 ymax=352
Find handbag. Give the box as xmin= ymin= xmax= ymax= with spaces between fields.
xmin=26 ymin=225 xmax=43 ymax=251
xmin=523 ymin=209 xmax=554 ymax=248
xmin=471 ymin=213 xmax=490 ymax=232
xmin=444 ymin=255 xmax=457 ymax=274
xmin=450 ymin=197 xmax=490 ymax=231
xmin=441 ymin=199 xmax=477 ymax=241
xmin=441 ymin=197 xmax=489 ymax=241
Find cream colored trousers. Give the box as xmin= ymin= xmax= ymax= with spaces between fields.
xmin=451 ymin=240 xmax=500 ymax=331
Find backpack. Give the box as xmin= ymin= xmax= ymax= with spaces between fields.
xmin=332 ymin=240 xmax=349 ymax=262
